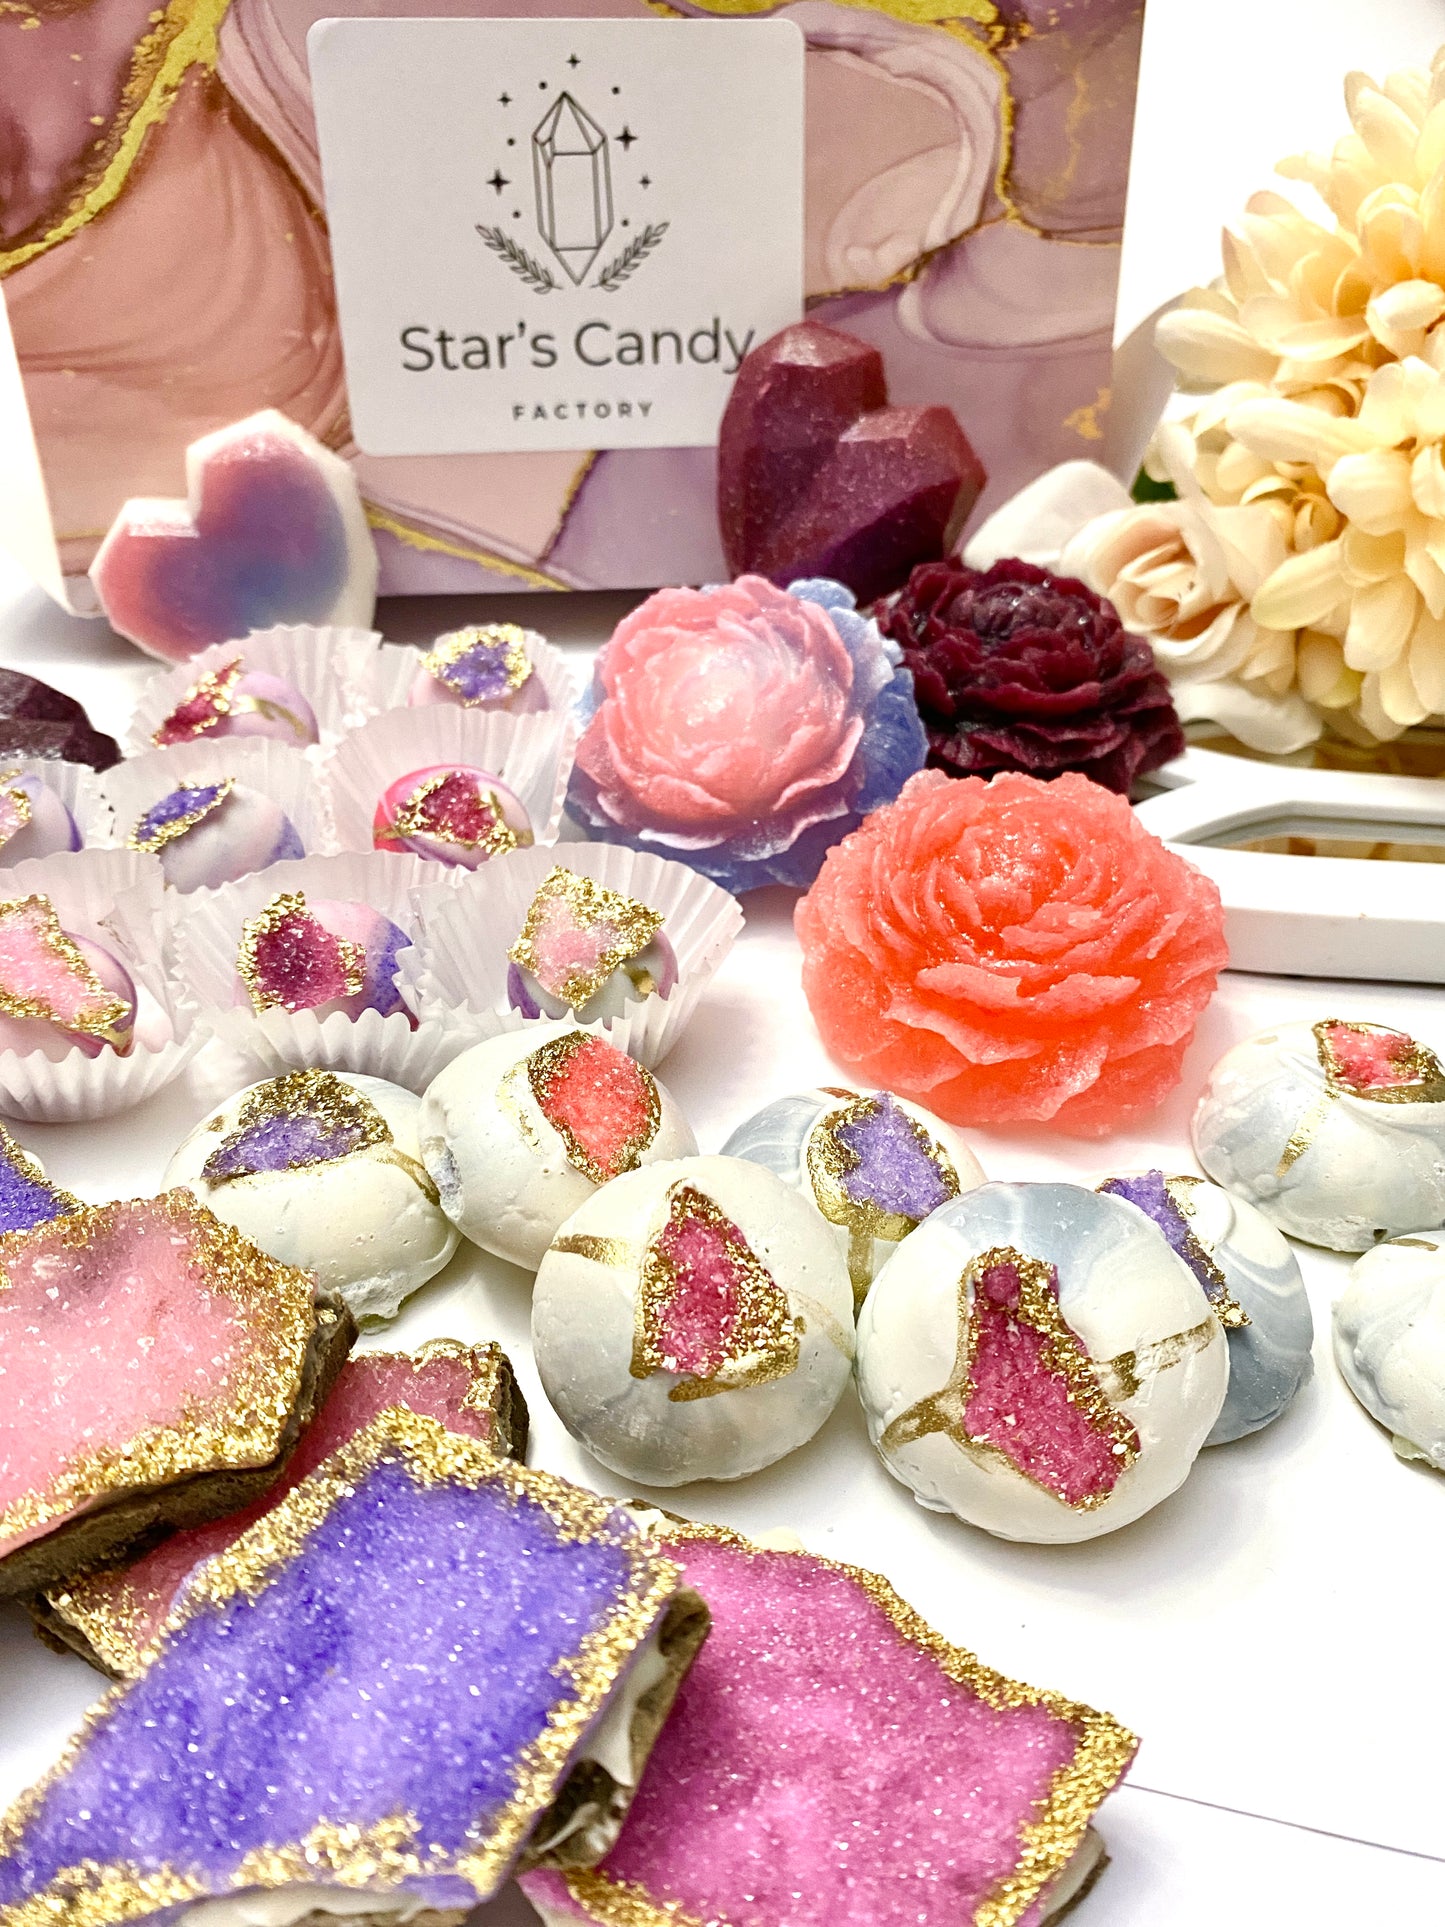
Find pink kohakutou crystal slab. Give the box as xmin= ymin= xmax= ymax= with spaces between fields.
xmin=41 ymin=1341 xmax=528 ymax=1676
xmin=522 ymin=1518 xmax=1136 ymax=1927
xmin=0 ymin=1191 xmax=344 ymax=1593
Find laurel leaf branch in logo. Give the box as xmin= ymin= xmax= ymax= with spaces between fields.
xmin=594 ymin=222 xmax=669 ymax=293
xmin=475 ymin=225 xmax=559 ymax=294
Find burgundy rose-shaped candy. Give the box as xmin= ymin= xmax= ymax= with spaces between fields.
xmin=877 ymin=558 xmax=1184 ymax=793
xmin=568 ymin=575 xmax=925 ymax=893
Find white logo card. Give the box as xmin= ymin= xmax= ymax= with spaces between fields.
xmin=309 ymin=16 xmax=804 ymax=457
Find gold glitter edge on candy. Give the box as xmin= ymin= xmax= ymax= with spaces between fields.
xmin=236 ymin=892 xmax=367 ymax=1016
xmin=524 ymin=1032 xmax=662 ymax=1185
xmin=559 ymin=1514 xmax=1137 ymax=1927
xmin=508 ymin=867 xmax=665 ymax=1013
xmin=806 ymin=1094 xmax=961 ymax=1309
xmin=42 ymin=1340 xmax=519 ymax=1679
xmin=630 ymin=1184 xmax=802 ymax=1403
xmin=0 ymin=1192 xmax=319 ymax=1554
xmin=0 ymin=1120 xmax=80 ymax=1216
xmin=128 ymin=776 xmax=235 ymax=855
xmin=386 ymin=772 xmax=521 ymax=858
xmin=154 ymin=660 xmax=243 ymax=745
xmin=0 ymin=776 xmax=32 ymax=849
xmin=0 ymin=896 xmax=130 ymax=1040
xmin=424 ymin=624 xmax=535 ymax=703
xmin=880 ymin=1245 xmax=1141 ymax=1512
xmin=0 ymin=1410 xmax=684 ymax=1925
xmin=551 ymin=1233 xmax=640 ymax=1268
xmin=1158 ymin=1177 xmax=1248 ymax=1329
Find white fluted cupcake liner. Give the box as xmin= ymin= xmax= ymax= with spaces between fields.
xmin=97 ymin=739 xmax=333 ymax=882
xmin=0 ymin=848 xmax=200 ymax=1121
xmin=125 ymin=624 xmax=385 ymax=757
xmin=0 ymin=758 xmax=114 ymax=852
xmin=356 ymin=626 xmax=582 ymax=720
xmin=173 ymin=850 xmax=461 ymax=1090
xmin=323 ymin=705 xmax=578 ymax=857
xmin=401 ymin=842 xmax=744 ymax=1069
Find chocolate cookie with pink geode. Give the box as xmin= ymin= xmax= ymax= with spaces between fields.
xmin=522 ymin=1512 xmax=1136 ymax=1927
xmin=37 ymin=1339 xmax=526 ymax=1675
xmin=233 ymin=888 xmax=416 ymax=1024
xmin=0 ymin=1410 xmax=709 ymax=1923
xmin=0 ymin=1189 xmax=353 ymax=1598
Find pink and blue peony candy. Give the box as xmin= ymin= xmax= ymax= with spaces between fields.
xmin=566 ymin=575 xmax=926 ymax=893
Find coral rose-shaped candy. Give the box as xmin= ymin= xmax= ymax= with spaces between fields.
xmin=796 ymin=770 xmax=1228 ymax=1134
xmin=568 ymin=576 xmax=925 ymax=893
xmin=876 ymin=558 xmax=1184 ymax=794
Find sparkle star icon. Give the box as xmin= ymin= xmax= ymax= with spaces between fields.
xmin=567 ymin=52 xmax=580 ymax=66
xmin=639 ymin=173 xmax=651 ymax=188
xmin=617 ymin=125 xmax=637 ymax=150
xmin=487 ymin=170 xmax=509 ymax=193
xmin=498 ymin=92 xmax=511 ymax=105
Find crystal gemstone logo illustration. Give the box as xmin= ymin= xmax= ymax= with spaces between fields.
xmin=533 ymin=92 xmax=613 ymax=284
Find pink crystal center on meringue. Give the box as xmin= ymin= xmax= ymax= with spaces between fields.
xmin=1321 ymin=1021 xmax=1421 ymax=1093
xmin=650 ymin=1211 xmax=749 ymax=1378
xmin=963 ymin=1259 xmax=1134 ymax=1507
xmin=535 ymin=1037 xmax=654 ymax=1183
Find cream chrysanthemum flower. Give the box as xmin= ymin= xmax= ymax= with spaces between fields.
xmin=1157 ymin=53 xmax=1445 ymax=396
xmin=1229 ymin=352 xmax=1445 ymax=736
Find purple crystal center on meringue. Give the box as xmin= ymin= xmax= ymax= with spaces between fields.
xmin=202 ymin=1112 xmax=369 ymax=1181
xmin=834 ymin=1096 xmax=951 ymax=1222
xmin=136 ymin=782 xmax=225 ymax=843
xmin=0 ymin=1458 xmax=651 ymax=1909
xmin=0 ymin=1141 xmax=74 ymax=1235
xmin=1101 ymin=1170 xmax=1221 ymax=1304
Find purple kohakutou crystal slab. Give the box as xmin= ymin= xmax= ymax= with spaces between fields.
xmin=0 ymin=1411 xmax=693 ymax=1926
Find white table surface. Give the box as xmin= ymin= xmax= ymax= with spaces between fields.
xmin=2 ymin=551 xmax=1444 ymax=1923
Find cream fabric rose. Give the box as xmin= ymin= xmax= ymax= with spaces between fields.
xmin=1059 ymin=427 xmax=1321 ymax=753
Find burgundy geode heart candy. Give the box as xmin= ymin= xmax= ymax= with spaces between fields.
xmin=718 ymin=322 xmax=985 ymax=604
xmin=0 ymin=670 xmax=119 ymax=771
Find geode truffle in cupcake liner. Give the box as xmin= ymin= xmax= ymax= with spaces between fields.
xmin=326 ymin=704 xmax=577 ymax=869
xmin=403 ymin=842 xmax=743 ymax=1069
xmin=360 ymin=622 xmax=582 ymax=719
xmin=100 ymin=739 xmax=328 ymax=893
xmin=0 ymin=848 xmax=200 ymax=1122
xmin=125 ymin=623 xmax=385 ymax=757
xmin=173 ymin=851 xmax=465 ymax=1090
xmin=0 ymin=759 xmax=112 ymax=866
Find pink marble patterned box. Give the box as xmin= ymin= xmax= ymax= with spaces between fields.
xmin=0 ymin=0 xmax=1143 ymax=602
